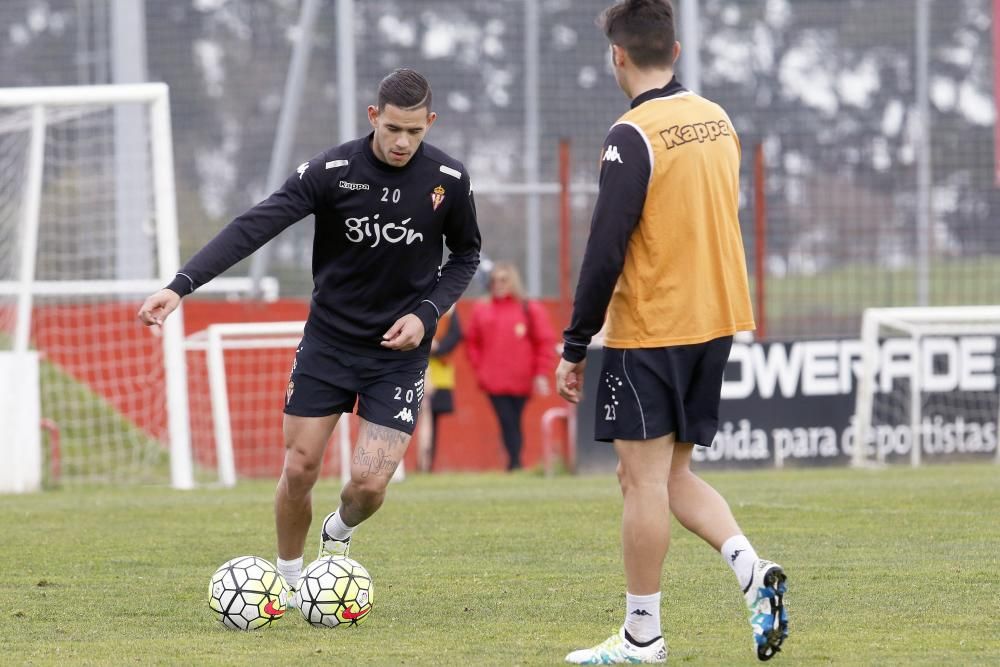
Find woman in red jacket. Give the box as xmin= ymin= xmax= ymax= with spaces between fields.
xmin=465 ymin=262 xmax=556 ymax=470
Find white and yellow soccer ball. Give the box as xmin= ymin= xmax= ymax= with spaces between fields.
xmin=208 ymin=555 xmax=288 ymax=630
xmin=297 ymin=556 xmax=374 ymax=628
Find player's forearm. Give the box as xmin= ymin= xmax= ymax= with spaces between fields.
xmin=563 ymin=193 xmax=642 ymax=360
xmin=414 ymin=249 xmax=480 ymax=332
xmin=167 ymin=216 xmax=281 ymax=295
xmin=562 ymin=251 xmax=620 ymax=363
xmin=418 ymin=174 xmax=482 ymax=321
xmin=561 ymin=206 xmax=639 ymax=360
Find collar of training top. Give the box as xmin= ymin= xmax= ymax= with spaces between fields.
xmin=630 ymin=76 xmax=687 ymax=109
xmin=363 ymin=131 xmax=426 ymax=172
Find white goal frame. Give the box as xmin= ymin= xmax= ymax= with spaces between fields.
xmin=185 ymin=321 xmax=403 ymax=487
xmin=0 ymin=83 xmax=194 ymax=489
xmin=0 ymin=84 xmax=268 ymax=489
xmin=852 ymin=306 xmax=1000 ymax=468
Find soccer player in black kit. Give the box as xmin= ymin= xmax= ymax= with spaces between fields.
xmin=137 ymin=69 xmax=481 ymax=601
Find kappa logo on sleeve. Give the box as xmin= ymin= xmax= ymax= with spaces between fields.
xmin=602 ymin=145 xmax=624 ymax=164
xmin=297 ymin=161 xmax=310 ymax=179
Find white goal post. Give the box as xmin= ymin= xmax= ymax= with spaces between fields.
xmin=0 ymin=84 xmax=263 ymax=491
xmin=852 ymin=306 xmax=1000 ymax=468
xmin=185 ymin=321 xmax=404 ymax=487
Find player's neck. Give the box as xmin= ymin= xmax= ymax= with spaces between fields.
xmin=625 ymin=69 xmax=674 ymax=101
xmin=370 ymin=136 xmax=390 ymax=165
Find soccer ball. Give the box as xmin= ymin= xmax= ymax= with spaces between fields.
xmin=208 ymin=555 xmax=288 ymax=630
xmin=297 ymin=556 xmax=374 ymax=628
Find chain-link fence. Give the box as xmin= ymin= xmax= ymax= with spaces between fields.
xmin=2 ymin=0 xmax=996 ymax=339
xmin=715 ymin=0 xmax=999 ymax=337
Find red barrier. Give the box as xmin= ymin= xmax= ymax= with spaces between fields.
xmin=34 ymin=298 xmax=573 ymax=477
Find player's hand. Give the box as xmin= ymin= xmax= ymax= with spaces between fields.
xmin=555 ymin=357 xmax=586 ymax=403
xmin=381 ymin=313 xmax=425 ymax=351
xmin=137 ymin=289 xmax=181 ymax=328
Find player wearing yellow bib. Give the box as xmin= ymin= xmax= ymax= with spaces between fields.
xmin=555 ymin=1 xmax=788 ymax=663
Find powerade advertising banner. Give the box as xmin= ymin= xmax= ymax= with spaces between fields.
xmin=574 ymin=336 xmax=999 ymax=472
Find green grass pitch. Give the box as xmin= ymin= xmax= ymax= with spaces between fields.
xmin=2 ymin=464 xmax=997 ymax=665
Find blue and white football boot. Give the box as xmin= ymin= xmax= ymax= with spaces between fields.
xmin=744 ymin=559 xmax=788 ymax=661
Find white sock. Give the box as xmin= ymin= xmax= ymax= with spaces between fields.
xmin=323 ymin=508 xmax=356 ymax=541
xmin=624 ymin=591 xmax=662 ymax=643
xmin=276 ymin=556 xmax=303 ymax=590
xmin=721 ymin=535 xmax=759 ymax=590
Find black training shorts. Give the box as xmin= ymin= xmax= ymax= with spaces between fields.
xmin=283 ymin=336 xmax=426 ymax=435
xmin=594 ymin=336 xmax=733 ymax=445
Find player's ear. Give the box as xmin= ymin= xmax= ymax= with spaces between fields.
xmin=367 ymin=105 xmax=379 ymax=129
xmin=425 ymin=111 xmax=437 ymax=130
xmin=672 ymin=41 xmax=681 ymax=66
xmin=610 ymin=44 xmax=626 ymax=69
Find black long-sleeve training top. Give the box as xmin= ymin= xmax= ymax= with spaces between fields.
xmin=167 ymin=133 xmax=482 ymax=359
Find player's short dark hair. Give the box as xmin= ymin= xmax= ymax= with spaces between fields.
xmin=377 ymin=68 xmax=433 ymax=112
xmin=598 ymin=0 xmax=676 ymax=70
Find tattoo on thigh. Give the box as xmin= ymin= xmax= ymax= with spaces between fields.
xmin=353 ymin=445 xmax=397 ymax=479
xmin=352 ymin=421 xmax=410 ymax=478
xmin=362 ymin=422 xmax=409 ymax=451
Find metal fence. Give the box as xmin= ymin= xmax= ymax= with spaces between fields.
xmin=1 ymin=0 xmax=996 ymax=339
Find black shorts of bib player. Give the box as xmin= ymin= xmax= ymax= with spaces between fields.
xmin=592 ymin=337 xmax=733 ymax=445
xmin=554 ymin=1 xmax=788 ymax=662
xmin=138 ymin=68 xmax=481 ymax=590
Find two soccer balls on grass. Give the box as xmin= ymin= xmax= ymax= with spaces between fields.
xmin=208 ymin=555 xmax=373 ymax=630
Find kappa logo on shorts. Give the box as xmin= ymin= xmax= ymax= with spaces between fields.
xmin=286 ymin=380 xmax=295 ymax=405
xmin=393 ymin=407 xmax=414 ymax=424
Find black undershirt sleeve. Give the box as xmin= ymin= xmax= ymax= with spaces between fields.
xmin=561 ymin=123 xmax=651 ymax=363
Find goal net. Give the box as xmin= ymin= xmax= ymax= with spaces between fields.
xmin=185 ymin=322 xmax=396 ymax=487
xmin=0 ymin=84 xmax=197 ymax=489
xmin=852 ymin=306 xmax=1000 ymax=467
